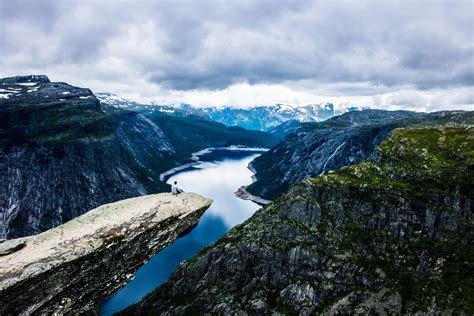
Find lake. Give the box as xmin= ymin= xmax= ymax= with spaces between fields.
xmin=100 ymin=149 xmax=264 ymax=315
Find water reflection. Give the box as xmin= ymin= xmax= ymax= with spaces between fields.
xmin=100 ymin=150 xmax=263 ymax=315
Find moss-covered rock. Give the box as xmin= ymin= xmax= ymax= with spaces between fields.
xmin=248 ymin=110 xmax=474 ymax=200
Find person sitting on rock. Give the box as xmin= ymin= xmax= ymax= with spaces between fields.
xmin=171 ymin=181 xmax=183 ymax=195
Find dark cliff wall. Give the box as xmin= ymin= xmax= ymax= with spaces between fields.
xmin=123 ymin=126 xmax=473 ymax=315
xmin=0 ymin=76 xmax=174 ymax=239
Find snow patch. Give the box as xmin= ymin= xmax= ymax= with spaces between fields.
xmin=158 ymin=108 xmax=174 ymax=113
xmin=17 ymin=82 xmax=37 ymax=86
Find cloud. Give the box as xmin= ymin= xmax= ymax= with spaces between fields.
xmin=0 ymin=0 xmax=473 ymax=110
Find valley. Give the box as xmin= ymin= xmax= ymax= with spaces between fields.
xmin=2 ymin=2 xmax=472 ymax=314
xmin=121 ymin=125 xmax=474 ymax=315
xmin=101 ymin=148 xmax=265 ymax=314
xmin=0 ymin=75 xmax=276 ymax=239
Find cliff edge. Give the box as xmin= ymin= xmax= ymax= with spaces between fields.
xmin=0 ymin=192 xmax=212 ymax=314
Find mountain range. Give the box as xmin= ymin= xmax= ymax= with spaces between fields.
xmin=203 ymin=103 xmax=342 ymax=131
xmin=96 ymin=93 xmax=361 ymax=132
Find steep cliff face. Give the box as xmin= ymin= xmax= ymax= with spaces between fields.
xmin=247 ymin=110 xmax=418 ymax=200
xmin=0 ymin=75 xmax=175 ymax=239
xmin=123 ymin=126 xmax=473 ymax=315
xmin=0 ymin=192 xmax=212 ymax=315
xmin=247 ymin=110 xmax=472 ymax=200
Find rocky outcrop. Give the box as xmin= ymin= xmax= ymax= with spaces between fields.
xmin=247 ymin=110 xmax=473 ymax=200
xmin=122 ymin=126 xmax=473 ymax=315
xmin=0 ymin=192 xmax=212 ymax=315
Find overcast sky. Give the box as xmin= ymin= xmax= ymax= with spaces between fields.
xmin=1 ymin=0 xmax=473 ymax=110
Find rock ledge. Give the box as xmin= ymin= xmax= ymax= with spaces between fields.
xmin=0 ymin=192 xmax=212 ymax=314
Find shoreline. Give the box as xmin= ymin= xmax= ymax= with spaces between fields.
xmin=159 ymin=146 xmax=269 ymax=182
xmin=234 ymin=161 xmax=272 ymax=206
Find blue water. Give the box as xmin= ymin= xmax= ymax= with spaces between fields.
xmin=100 ymin=149 xmax=264 ymax=315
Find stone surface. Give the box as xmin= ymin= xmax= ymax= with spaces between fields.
xmin=122 ymin=126 xmax=473 ymax=315
xmin=0 ymin=192 xmax=212 ymax=315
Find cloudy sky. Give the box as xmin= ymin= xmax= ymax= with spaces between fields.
xmin=1 ymin=0 xmax=473 ymax=110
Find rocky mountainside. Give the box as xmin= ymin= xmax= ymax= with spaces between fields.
xmin=203 ymin=103 xmax=342 ymax=131
xmin=247 ymin=110 xmax=473 ymax=200
xmin=268 ymin=119 xmax=302 ymax=139
xmin=0 ymin=75 xmax=173 ymax=239
xmin=122 ymin=125 xmax=473 ymax=315
xmin=144 ymin=111 xmax=279 ymax=158
xmin=0 ymin=192 xmax=212 ymax=315
xmin=0 ymin=75 xmax=276 ymax=239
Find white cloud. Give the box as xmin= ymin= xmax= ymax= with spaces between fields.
xmin=0 ymin=0 xmax=473 ymax=111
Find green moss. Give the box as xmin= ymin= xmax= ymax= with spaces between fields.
xmin=102 ymin=233 xmax=126 ymax=246
xmin=343 ymin=227 xmax=474 ymax=312
xmin=311 ymin=127 xmax=474 ymax=197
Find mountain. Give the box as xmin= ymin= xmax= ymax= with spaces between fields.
xmin=98 ymin=94 xmax=279 ymax=157
xmin=0 ymin=76 xmax=277 ymax=239
xmin=96 ymin=93 xmax=209 ymax=118
xmin=203 ymin=103 xmax=345 ymax=131
xmin=247 ymin=110 xmax=418 ymax=200
xmin=122 ymin=124 xmax=474 ymax=315
xmin=0 ymin=75 xmax=180 ymax=239
xmin=98 ymin=97 xmax=279 ymax=158
xmin=268 ymin=119 xmax=302 ymax=139
xmin=144 ymin=111 xmax=279 ymax=157
xmin=246 ymin=110 xmax=473 ymax=200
